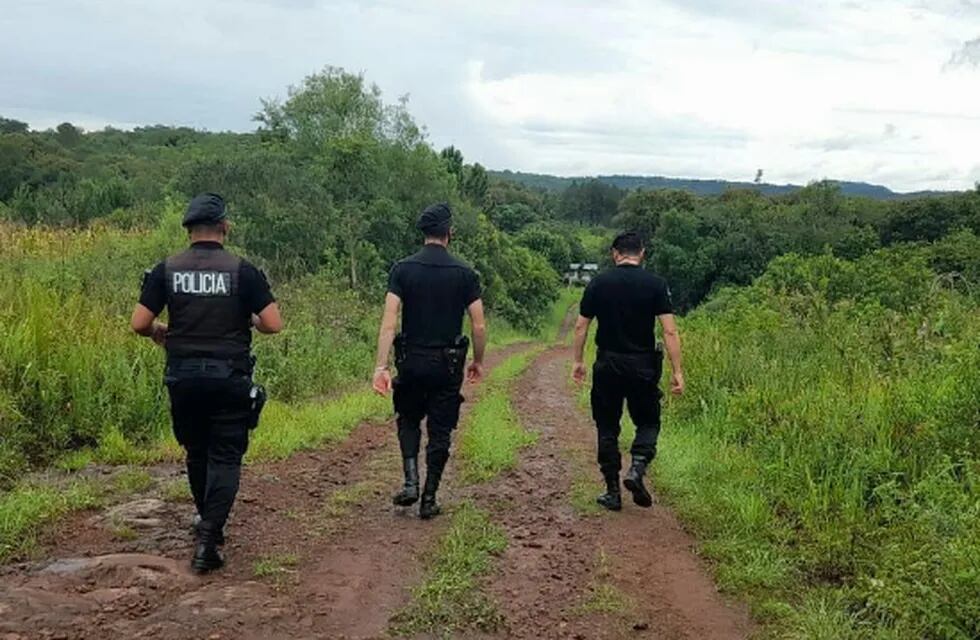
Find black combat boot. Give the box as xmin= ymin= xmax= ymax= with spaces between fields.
xmin=596 ymin=474 xmax=622 ymax=511
xmin=623 ymin=457 xmax=653 ymax=508
xmin=191 ymin=521 xmax=225 ymax=574
xmin=418 ymin=468 xmax=443 ymax=520
xmin=392 ymin=458 xmax=420 ymax=506
xmin=192 ymin=514 xmax=225 ymax=546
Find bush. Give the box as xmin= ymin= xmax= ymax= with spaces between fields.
xmin=653 ymin=246 xmax=980 ymax=639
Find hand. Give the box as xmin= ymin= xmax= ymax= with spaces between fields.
xmin=150 ymin=322 xmax=168 ymax=347
xmin=670 ymin=371 xmax=685 ymax=396
xmin=572 ymin=361 xmax=587 ymax=385
xmin=466 ymin=361 xmax=484 ymax=384
xmin=372 ymin=368 xmax=392 ymax=396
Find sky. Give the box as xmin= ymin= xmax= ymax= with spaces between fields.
xmin=2 ymin=0 xmax=979 ymax=192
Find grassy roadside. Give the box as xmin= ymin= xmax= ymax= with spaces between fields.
xmin=389 ymin=502 xmax=507 ymax=637
xmin=0 ymin=388 xmax=392 ymax=565
xmin=458 ymin=348 xmax=542 ymax=483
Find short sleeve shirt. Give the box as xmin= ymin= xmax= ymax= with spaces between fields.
xmin=387 ymin=244 xmax=481 ymax=347
xmin=580 ymin=264 xmax=672 ymax=353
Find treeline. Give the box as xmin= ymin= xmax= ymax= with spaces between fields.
xmin=513 ymin=177 xmax=979 ymax=310
xmin=5 ymin=74 xmax=979 ymax=323
xmin=0 ymin=68 xmax=596 ymax=331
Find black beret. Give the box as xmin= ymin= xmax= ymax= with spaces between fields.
xmin=416 ymin=202 xmax=452 ymax=235
xmin=182 ymin=193 xmax=227 ymax=228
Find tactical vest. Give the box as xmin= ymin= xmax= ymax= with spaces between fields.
xmin=164 ymin=246 xmax=251 ymax=361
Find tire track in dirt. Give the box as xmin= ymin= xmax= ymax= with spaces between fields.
xmin=0 ymin=343 xmax=531 ymax=640
xmin=462 ymin=346 xmax=753 ymax=640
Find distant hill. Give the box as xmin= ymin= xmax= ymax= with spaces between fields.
xmin=489 ymin=170 xmax=947 ymax=200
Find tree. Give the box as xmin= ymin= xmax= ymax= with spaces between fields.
xmin=462 ymin=162 xmax=489 ymax=206
xmin=558 ymin=179 xmax=623 ymax=225
xmin=440 ymin=146 xmax=464 ymax=186
xmin=613 ymin=188 xmax=697 ymax=239
xmin=55 ymin=122 xmax=82 ymax=147
xmin=0 ymin=117 xmax=28 ymax=135
xmin=254 ymin=66 xmax=422 ymax=155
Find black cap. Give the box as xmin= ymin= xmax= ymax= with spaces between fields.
xmin=416 ymin=202 xmax=452 ymax=236
xmin=182 ymin=193 xmax=227 ymax=228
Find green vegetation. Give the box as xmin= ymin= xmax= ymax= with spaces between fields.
xmin=574 ymin=549 xmax=634 ymax=616
xmin=653 ymin=242 xmax=980 ymax=639
xmin=568 ymin=452 xmax=606 ymax=517
xmin=160 ymin=478 xmax=192 ymax=503
xmin=458 ymin=349 xmax=541 ymax=483
xmin=247 ymin=393 xmax=390 ymax=462
xmin=111 ymin=467 xmax=154 ymax=494
xmin=253 ymin=552 xmax=300 ymax=584
xmin=3 ymin=60 xmax=980 ymax=640
xmin=0 ymin=480 xmax=103 ymax=562
xmin=390 ymin=502 xmax=507 ymax=637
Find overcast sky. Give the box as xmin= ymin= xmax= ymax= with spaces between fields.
xmin=2 ymin=1 xmax=978 ymax=192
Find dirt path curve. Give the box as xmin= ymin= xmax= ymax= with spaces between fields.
xmin=0 ymin=343 xmax=530 ymax=640
xmin=467 ymin=346 xmax=754 ymax=640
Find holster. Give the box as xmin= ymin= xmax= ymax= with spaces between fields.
xmin=394 ymin=334 xmax=469 ymax=377
xmin=443 ymin=335 xmax=470 ymax=378
xmin=247 ymin=384 xmax=267 ymax=430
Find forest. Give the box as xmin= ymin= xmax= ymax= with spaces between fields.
xmin=1 ymin=66 xmax=979 ymax=639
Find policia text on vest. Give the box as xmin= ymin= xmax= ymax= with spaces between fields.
xmin=372 ymin=203 xmax=488 ymax=521
xmin=130 ymin=193 xmax=283 ymax=574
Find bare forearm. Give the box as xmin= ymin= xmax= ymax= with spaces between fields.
xmin=663 ymin=331 xmax=683 ymax=373
xmin=251 ymin=314 xmax=276 ymax=334
xmin=573 ymin=326 xmax=588 ymax=363
xmin=471 ymin=325 xmax=486 ymax=364
xmin=375 ymin=325 xmax=396 ymax=369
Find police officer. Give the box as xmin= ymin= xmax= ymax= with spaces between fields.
xmin=571 ymin=232 xmax=685 ymax=511
xmin=372 ymin=202 xmax=486 ymax=519
xmin=130 ymin=193 xmax=282 ymax=572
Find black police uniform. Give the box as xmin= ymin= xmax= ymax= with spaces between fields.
xmin=138 ymin=197 xmax=274 ymax=549
xmin=388 ymin=243 xmax=480 ymax=512
xmin=580 ymin=264 xmax=672 ymax=504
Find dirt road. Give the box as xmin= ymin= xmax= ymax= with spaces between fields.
xmin=0 ymin=340 xmax=752 ymax=639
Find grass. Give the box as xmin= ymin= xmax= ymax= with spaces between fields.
xmin=390 ymin=502 xmax=507 ymax=637
xmin=547 ymin=286 xmax=582 ymax=343
xmin=569 ymin=469 xmax=606 ymax=516
xmin=253 ymin=552 xmax=300 ymax=587
xmin=109 ymin=522 xmax=139 ymax=541
xmin=246 ymin=391 xmax=390 ymax=462
xmin=458 ymin=348 xmax=542 ymax=484
xmin=111 ymin=467 xmax=154 ymax=494
xmin=574 ymin=549 xmax=634 ymax=616
xmin=0 ymin=480 xmax=104 ymax=562
xmin=160 ymin=478 xmax=193 ymax=502
xmin=646 ymin=252 xmax=980 ymax=639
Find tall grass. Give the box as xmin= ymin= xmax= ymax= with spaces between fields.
xmin=0 ymin=212 xmax=382 ymax=479
xmin=652 ymin=249 xmax=980 ymax=639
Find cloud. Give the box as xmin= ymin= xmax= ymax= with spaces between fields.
xmin=946 ymin=37 xmax=980 ymax=68
xmin=1 ymin=0 xmax=978 ymax=192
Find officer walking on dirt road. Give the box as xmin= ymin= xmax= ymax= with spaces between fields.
xmin=131 ymin=193 xmax=282 ymax=573
xmin=572 ymin=231 xmax=684 ymax=511
xmin=372 ymin=202 xmax=486 ymax=519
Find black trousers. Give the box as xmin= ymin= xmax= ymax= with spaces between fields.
xmin=590 ymin=350 xmax=663 ymax=478
xmin=167 ymin=375 xmax=251 ymax=531
xmin=393 ymin=349 xmax=464 ymax=476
